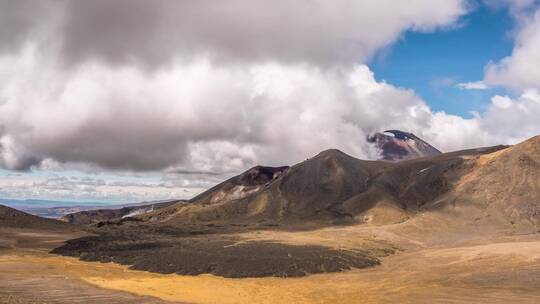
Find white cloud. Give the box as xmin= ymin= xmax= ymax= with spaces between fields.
xmin=485 ymin=8 xmax=540 ymax=90
xmin=2 ymin=42 xmax=538 ymax=176
xmin=491 ymin=95 xmax=514 ymax=108
xmin=0 ymin=0 xmax=474 ymax=174
xmin=456 ymin=81 xmax=490 ymax=90
xmin=481 ymin=90 xmax=540 ymax=143
xmin=1 ymin=44 xmax=497 ymax=173
xmin=0 ymin=171 xmax=223 ymax=203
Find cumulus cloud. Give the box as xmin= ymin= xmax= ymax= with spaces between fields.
xmin=481 ymin=90 xmax=540 ymax=143
xmin=0 ymin=0 xmax=479 ymax=176
xmin=485 ymin=6 xmax=540 ymax=90
xmin=0 ymin=44 xmax=535 ymax=174
xmin=466 ymin=1 xmax=540 ymax=145
xmin=3 ymin=45 xmax=487 ymax=172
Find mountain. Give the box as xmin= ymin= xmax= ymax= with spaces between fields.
xmin=439 ymin=135 xmax=540 ymax=229
xmin=0 ymin=204 xmax=73 ymax=230
xmin=141 ymin=142 xmax=510 ymax=228
xmin=0 ymin=199 xmax=113 ymax=217
xmin=367 ymin=130 xmax=442 ymax=161
xmin=0 ymin=198 xmax=180 ymax=219
xmin=60 ymin=199 xmax=179 ymax=225
xmin=51 ymin=135 xmax=540 ymax=280
xmin=62 ymin=134 xmax=535 ymax=232
xmin=140 ymin=151 xmax=383 ymax=226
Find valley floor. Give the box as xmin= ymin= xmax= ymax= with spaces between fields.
xmin=2 ymin=220 xmax=540 ymax=304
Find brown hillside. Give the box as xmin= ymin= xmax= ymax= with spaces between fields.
xmin=144 ymin=144 xmax=514 ymax=228
xmin=0 ymin=204 xmax=74 ymax=230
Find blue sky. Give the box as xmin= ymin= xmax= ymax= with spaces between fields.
xmin=371 ymin=3 xmax=515 ymax=117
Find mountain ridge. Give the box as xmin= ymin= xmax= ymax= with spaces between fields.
xmin=140 ymin=140 xmax=513 ymax=228
xmin=48 ymin=135 xmax=540 ymax=279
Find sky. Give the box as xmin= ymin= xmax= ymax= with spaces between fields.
xmin=371 ymin=3 xmax=515 ymax=117
xmin=0 ymin=0 xmax=540 ymax=204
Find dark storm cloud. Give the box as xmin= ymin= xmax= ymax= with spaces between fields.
xmin=61 ymin=0 xmax=351 ymax=67
xmin=60 ymin=0 xmax=172 ymax=67
xmin=0 ymin=126 xmax=42 ymax=171
xmin=58 ymin=0 xmax=468 ymax=68
xmin=29 ymin=105 xmax=189 ymax=171
xmin=0 ymin=0 xmax=43 ymax=52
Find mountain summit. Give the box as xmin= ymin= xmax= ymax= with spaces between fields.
xmin=367 ymin=130 xmax=442 ymax=161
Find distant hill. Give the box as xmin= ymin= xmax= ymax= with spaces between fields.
xmin=0 ymin=198 xmax=178 ymax=219
xmin=0 ymin=199 xmax=113 ymax=217
xmin=60 ymin=200 xmax=179 ymax=225
xmin=0 ymin=204 xmax=73 ymax=230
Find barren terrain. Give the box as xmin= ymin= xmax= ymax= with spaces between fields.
xmin=2 ymin=221 xmax=540 ymax=303
xmin=3 ymin=137 xmax=540 ymax=303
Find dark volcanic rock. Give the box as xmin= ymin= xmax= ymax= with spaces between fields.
xmin=238 ymin=166 xmax=289 ymax=186
xmin=188 ymin=165 xmax=289 ymax=205
xmin=52 ymin=232 xmax=380 ymax=278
